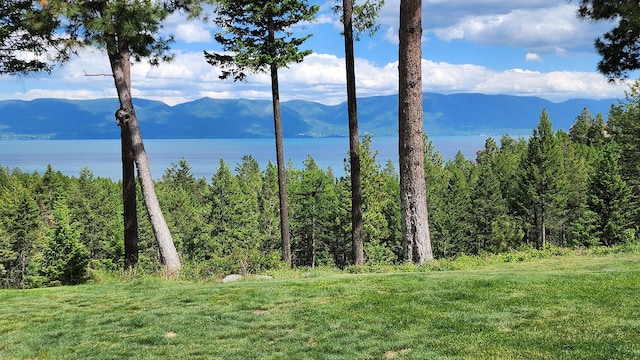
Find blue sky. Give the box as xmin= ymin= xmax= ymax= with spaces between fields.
xmin=0 ymin=0 xmax=634 ymax=105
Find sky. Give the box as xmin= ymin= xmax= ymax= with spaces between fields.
xmin=0 ymin=0 xmax=635 ymax=106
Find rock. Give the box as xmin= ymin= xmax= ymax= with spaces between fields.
xmin=222 ymin=274 xmax=243 ymax=283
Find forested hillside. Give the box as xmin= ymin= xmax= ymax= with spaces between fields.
xmin=0 ymin=93 xmax=615 ymax=139
xmin=2 ymin=85 xmax=639 ymax=288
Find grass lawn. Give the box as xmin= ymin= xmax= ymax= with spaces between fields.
xmin=1 ymin=253 xmax=639 ymax=359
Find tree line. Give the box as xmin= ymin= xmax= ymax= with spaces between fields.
xmin=2 ymin=0 xmax=638 ymax=281
xmin=2 ymin=86 xmax=640 ymax=287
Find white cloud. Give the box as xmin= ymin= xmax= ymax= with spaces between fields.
xmin=175 ymin=22 xmax=212 ymax=43
xmin=377 ymin=1 xmax=614 ymax=55
xmin=1 ymin=48 xmax=627 ymax=106
xmin=526 ymin=53 xmax=542 ymax=62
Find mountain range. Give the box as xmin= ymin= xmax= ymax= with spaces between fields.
xmin=0 ymin=93 xmax=617 ymax=139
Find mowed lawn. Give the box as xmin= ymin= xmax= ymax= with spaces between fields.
xmin=1 ymin=254 xmax=639 ymax=359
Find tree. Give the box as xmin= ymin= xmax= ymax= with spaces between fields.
xmin=0 ymin=0 xmax=65 ymax=75
xmin=46 ymin=0 xmax=204 ymax=273
xmin=0 ymin=176 xmax=43 ymax=288
xmin=68 ymin=168 xmax=123 ymax=268
xmin=398 ymin=0 xmax=432 ymax=263
xmin=557 ymin=131 xmax=590 ymax=246
xmin=589 ymin=143 xmax=635 ymax=245
xmin=608 ymin=81 xmax=640 ymax=225
xmin=577 ymin=1 xmax=640 ymax=80
xmin=471 ymin=149 xmax=508 ymax=254
xmin=518 ymin=109 xmax=566 ymax=248
xmin=333 ymin=0 xmax=384 ymax=266
xmin=436 ymin=156 xmax=473 ymax=257
xmin=290 ymin=156 xmax=338 ymax=267
xmin=38 ymin=199 xmax=89 ymax=286
xmin=206 ymin=0 xmax=319 ymax=268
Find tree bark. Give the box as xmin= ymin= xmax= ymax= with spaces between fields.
xmin=121 ymin=123 xmax=138 ymax=269
xmin=108 ymin=47 xmax=181 ymax=274
xmin=270 ymin=62 xmax=292 ymax=268
xmin=398 ymin=0 xmax=433 ymax=264
xmin=342 ymin=0 xmax=364 ymax=266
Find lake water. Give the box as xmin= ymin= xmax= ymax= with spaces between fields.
xmin=0 ymin=136 xmax=490 ymax=180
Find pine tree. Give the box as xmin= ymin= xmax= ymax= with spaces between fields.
xmin=398 ymin=0 xmax=432 ymax=263
xmin=289 ymin=156 xmax=339 ymax=267
xmin=39 ymin=199 xmax=89 ymax=286
xmin=206 ymin=0 xmax=318 ymax=268
xmin=68 ymin=168 xmax=123 ymax=269
xmin=333 ymin=0 xmax=385 ymax=266
xmin=589 ymin=144 xmax=635 ymax=246
xmin=608 ymin=81 xmax=640 ymax=225
xmin=470 ymin=159 xmax=507 ymax=254
xmin=0 ymin=0 xmax=65 ymax=74
xmin=43 ymin=0 xmax=205 ymax=273
xmin=518 ymin=109 xmax=566 ymax=248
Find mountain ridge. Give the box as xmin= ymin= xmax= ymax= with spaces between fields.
xmin=0 ymin=93 xmax=617 ymax=139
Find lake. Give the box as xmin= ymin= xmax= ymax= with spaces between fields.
xmin=0 ymin=136 xmax=490 ymax=180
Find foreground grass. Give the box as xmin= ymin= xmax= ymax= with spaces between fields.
xmin=1 ymin=253 xmax=639 ymax=359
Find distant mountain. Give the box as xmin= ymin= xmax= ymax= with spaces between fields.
xmin=0 ymin=93 xmax=617 ymax=139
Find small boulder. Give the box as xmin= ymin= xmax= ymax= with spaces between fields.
xmin=222 ymin=274 xmax=243 ymax=283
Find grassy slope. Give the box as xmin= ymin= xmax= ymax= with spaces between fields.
xmin=1 ymin=254 xmax=639 ymax=359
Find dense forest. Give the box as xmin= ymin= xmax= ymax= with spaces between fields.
xmin=2 ymin=84 xmax=640 ymax=288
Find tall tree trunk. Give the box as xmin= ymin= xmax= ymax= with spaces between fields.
xmin=398 ymin=0 xmax=433 ymax=264
xmin=270 ymin=62 xmax=292 ymax=268
xmin=343 ymin=0 xmax=364 ymax=266
xmin=108 ymin=47 xmax=181 ymax=274
xmin=121 ymin=123 xmax=138 ymax=269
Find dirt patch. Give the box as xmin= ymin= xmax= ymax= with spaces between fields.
xmin=164 ymin=331 xmax=177 ymax=338
xmin=384 ymin=348 xmax=411 ymax=358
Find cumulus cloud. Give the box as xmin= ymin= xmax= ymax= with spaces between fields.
xmin=0 ymin=48 xmax=628 ymax=106
xmin=175 ymin=23 xmax=212 ymax=43
xmin=526 ymin=53 xmax=542 ymax=62
xmin=377 ymin=1 xmax=613 ymax=56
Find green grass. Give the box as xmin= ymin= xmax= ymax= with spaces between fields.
xmin=1 ymin=253 xmax=639 ymax=359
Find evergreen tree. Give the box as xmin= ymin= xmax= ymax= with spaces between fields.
xmin=577 ymin=1 xmax=640 ymax=80
xmin=376 ymin=160 xmax=402 ymax=263
xmin=570 ymin=108 xmax=593 ymax=145
xmin=358 ymin=136 xmax=396 ymax=264
xmin=518 ymin=109 xmax=566 ymax=248
xmin=68 ymin=168 xmax=123 ymax=269
xmin=608 ymin=81 xmax=640 ymax=225
xmin=470 ymin=158 xmax=508 ymax=254
xmin=206 ymin=0 xmax=318 ymax=268
xmin=0 ymin=0 xmax=65 ymax=74
xmin=589 ymin=144 xmax=635 ymax=246
xmin=333 ymin=0 xmax=385 ymax=266
xmin=38 ymin=199 xmax=89 ymax=286
xmin=290 ymin=156 xmax=338 ymax=267
xmin=557 ymin=131 xmax=589 ymax=246
xmin=158 ymin=159 xmax=208 ymax=258
xmin=205 ymin=160 xmax=248 ymax=272
xmin=0 ymin=179 xmax=43 ymax=288
xmin=423 ymin=134 xmax=446 ymax=255
xmin=0 ymin=173 xmax=44 ymax=287
xmin=398 ymin=0 xmax=432 ymax=263
xmin=435 ymin=156 xmax=473 ymax=257
xmin=44 ymin=0 xmax=205 ymax=273
xmin=258 ymin=161 xmax=283 ymax=264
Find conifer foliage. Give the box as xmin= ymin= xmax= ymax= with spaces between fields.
xmin=205 ymin=0 xmax=319 ymax=268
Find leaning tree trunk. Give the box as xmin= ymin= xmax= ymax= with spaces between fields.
xmin=398 ymin=0 xmax=433 ymax=264
xmin=270 ymin=62 xmax=292 ymax=268
xmin=343 ymin=0 xmax=364 ymax=266
xmin=108 ymin=47 xmax=181 ymax=273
